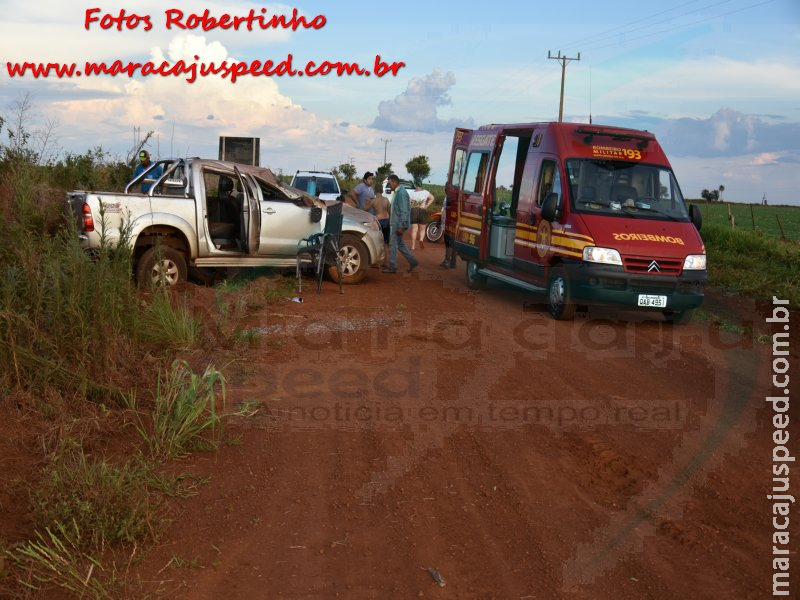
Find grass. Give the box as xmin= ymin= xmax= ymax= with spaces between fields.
xmin=139 ymin=288 xmax=200 ymax=350
xmin=0 ymin=133 xmax=251 ymax=598
xmin=8 ymin=521 xmax=120 ymax=599
xmin=701 ymin=224 xmax=800 ymax=308
xmin=31 ymin=451 xmax=161 ymax=548
xmin=132 ymin=360 xmax=226 ymax=459
xmin=147 ymin=472 xmax=211 ymax=499
xmin=691 ymin=201 xmax=800 ymax=241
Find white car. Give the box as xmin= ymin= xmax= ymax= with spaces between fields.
xmin=291 ymin=170 xmax=342 ymax=201
xmin=381 ymin=177 xmax=414 ymax=203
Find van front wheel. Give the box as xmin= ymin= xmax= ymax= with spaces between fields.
xmin=547 ymin=265 xmax=576 ymax=320
xmin=663 ymin=308 xmax=694 ymax=325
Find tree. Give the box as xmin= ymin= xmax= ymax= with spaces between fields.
xmin=700 ymin=188 xmax=718 ymax=202
xmin=405 ymin=155 xmax=431 ymax=185
xmin=337 ymin=162 xmax=356 ymax=182
xmin=375 ymin=162 xmax=392 ymax=186
xmin=700 ymin=184 xmax=725 ymax=202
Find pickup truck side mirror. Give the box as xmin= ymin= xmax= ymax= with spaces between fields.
xmin=541 ymin=193 xmax=561 ymax=223
xmin=310 ymin=206 xmax=323 ymax=223
xmin=689 ymin=204 xmax=702 ymax=230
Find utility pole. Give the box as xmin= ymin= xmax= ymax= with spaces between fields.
xmin=380 ymin=138 xmax=391 ymax=166
xmin=547 ymin=50 xmax=581 ymax=123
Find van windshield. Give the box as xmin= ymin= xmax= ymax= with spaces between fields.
xmin=566 ymin=159 xmax=689 ymax=221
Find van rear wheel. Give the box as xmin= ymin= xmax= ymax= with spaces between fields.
xmin=466 ymin=260 xmax=487 ymax=290
xmin=547 ymin=265 xmax=576 ymax=320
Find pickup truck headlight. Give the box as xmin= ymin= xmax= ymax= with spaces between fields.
xmin=683 ymin=254 xmax=707 ymax=270
xmin=582 ymin=246 xmax=622 ymax=265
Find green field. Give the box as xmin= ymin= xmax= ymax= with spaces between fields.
xmin=689 ymin=201 xmax=800 ymax=241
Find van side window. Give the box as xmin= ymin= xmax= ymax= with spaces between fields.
xmin=463 ymin=152 xmax=489 ymax=194
xmin=536 ymin=160 xmax=561 ymax=206
xmin=449 ymin=148 xmax=466 ymax=189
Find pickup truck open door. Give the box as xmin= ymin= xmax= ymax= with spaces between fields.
xmin=234 ymin=166 xmax=261 ymax=255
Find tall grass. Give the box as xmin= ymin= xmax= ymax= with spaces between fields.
xmin=31 ymin=450 xmax=161 ymax=548
xmin=138 ymin=288 xmax=200 ymax=350
xmin=132 ymin=360 xmax=226 ymax=459
xmin=0 ymin=168 xmax=141 ymax=398
xmin=701 ymin=224 xmax=800 ymax=307
xmin=8 ymin=520 xmax=120 ymax=600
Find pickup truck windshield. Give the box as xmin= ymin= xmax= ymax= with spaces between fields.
xmin=566 ymin=159 xmax=689 ymax=221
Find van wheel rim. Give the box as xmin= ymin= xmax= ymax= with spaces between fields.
xmin=549 ymin=277 xmax=566 ymax=309
xmin=468 ymin=262 xmax=478 ymax=282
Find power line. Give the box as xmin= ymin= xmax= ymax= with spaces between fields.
xmin=569 ymin=0 xmax=775 ymax=53
xmin=562 ymin=0 xmax=712 ymax=48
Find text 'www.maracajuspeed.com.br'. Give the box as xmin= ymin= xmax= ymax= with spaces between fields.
xmin=5 ymin=54 xmax=406 ymax=83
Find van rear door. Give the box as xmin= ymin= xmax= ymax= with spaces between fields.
xmin=445 ymin=128 xmax=471 ymax=234
xmin=456 ymin=130 xmax=502 ymax=261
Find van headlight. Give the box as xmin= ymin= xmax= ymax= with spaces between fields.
xmin=582 ymin=246 xmax=622 ymax=265
xmin=683 ymin=254 xmax=706 ymax=270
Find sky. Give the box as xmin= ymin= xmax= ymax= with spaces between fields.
xmin=1 ymin=0 xmax=799 ymax=204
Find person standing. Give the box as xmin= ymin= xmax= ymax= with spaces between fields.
xmin=364 ymin=182 xmax=392 ymax=268
xmin=382 ymin=175 xmax=418 ymax=273
xmin=348 ymin=171 xmax=376 ymax=211
xmin=132 ymin=150 xmax=163 ymax=193
xmin=408 ymin=183 xmax=435 ymax=250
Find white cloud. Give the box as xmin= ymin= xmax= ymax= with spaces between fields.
xmin=372 ymin=70 xmax=474 ymax=133
xmin=0 ymin=2 xmax=301 ymax=67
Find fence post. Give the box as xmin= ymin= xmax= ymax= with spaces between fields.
xmin=727 ymin=203 xmax=735 ymax=230
xmin=750 ymin=204 xmax=756 ymax=230
xmin=775 ymin=213 xmax=787 ymax=241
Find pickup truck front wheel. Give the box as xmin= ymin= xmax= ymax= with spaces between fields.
xmin=137 ymin=246 xmax=187 ymax=287
xmin=330 ymin=234 xmax=368 ymax=284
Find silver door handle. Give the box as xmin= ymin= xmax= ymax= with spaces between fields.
xmin=262 ymin=207 xmax=276 ymax=214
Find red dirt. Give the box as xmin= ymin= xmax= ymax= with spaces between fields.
xmin=3 ymin=244 xmax=798 ymax=599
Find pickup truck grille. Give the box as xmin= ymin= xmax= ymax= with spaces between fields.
xmin=623 ymin=255 xmax=682 ymax=275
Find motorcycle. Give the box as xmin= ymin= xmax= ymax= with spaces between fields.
xmin=424 ymin=210 xmax=444 ymax=243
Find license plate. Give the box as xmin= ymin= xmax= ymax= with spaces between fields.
xmin=637 ymin=294 xmax=667 ymax=308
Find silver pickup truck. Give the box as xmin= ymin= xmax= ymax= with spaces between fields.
xmin=65 ymin=158 xmax=385 ymax=285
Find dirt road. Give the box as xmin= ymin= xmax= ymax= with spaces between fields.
xmin=133 ymin=246 xmax=794 ymax=599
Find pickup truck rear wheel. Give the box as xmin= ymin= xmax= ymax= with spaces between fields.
xmin=136 ymin=246 xmax=187 ymax=287
xmin=329 ymin=234 xmax=368 ymax=284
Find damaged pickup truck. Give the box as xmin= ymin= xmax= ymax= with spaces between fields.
xmin=66 ymin=158 xmax=385 ymax=285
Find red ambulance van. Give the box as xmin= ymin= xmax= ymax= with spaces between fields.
xmin=444 ymin=122 xmax=706 ymax=323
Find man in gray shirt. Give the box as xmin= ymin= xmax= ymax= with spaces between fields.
xmin=382 ymin=175 xmax=419 ymax=273
xmin=348 ymin=171 xmax=375 ymax=211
